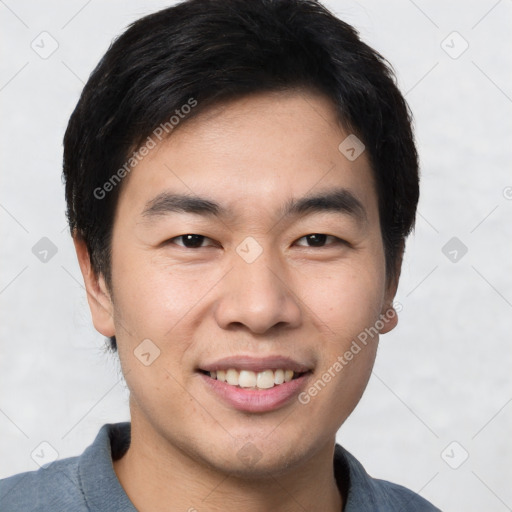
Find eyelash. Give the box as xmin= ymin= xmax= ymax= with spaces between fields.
xmin=166 ymin=233 xmax=347 ymax=249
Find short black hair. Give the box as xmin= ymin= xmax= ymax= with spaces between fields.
xmin=63 ymin=0 xmax=419 ymax=352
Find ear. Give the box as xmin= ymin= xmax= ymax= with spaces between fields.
xmin=73 ymin=235 xmax=115 ymax=337
xmin=379 ymin=247 xmax=404 ymax=335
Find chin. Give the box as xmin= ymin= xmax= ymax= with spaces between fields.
xmin=197 ymin=433 xmax=316 ymax=479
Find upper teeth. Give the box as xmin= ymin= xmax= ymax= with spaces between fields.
xmin=210 ymin=369 xmax=296 ymax=389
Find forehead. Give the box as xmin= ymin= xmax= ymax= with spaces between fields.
xmin=115 ymin=90 xmax=378 ymax=226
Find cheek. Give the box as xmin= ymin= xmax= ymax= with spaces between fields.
xmin=301 ymin=257 xmax=386 ymax=341
xmin=110 ymin=250 xmax=205 ymax=343
xmin=110 ymin=256 xmax=200 ymax=423
xmin=295 ymin=258 xmax=385 ymax=417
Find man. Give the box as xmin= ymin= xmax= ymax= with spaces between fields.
xmin=0 ymin=0 xmax=441 ymax=510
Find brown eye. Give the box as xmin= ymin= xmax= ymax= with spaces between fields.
xmin=170 ymin=234 xmax=210 ymax=248
xmin=295 ymin=234 xmax=344 ymax=247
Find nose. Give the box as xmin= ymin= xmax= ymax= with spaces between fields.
xmin=213 ymin=243 xmax=302 ymax=335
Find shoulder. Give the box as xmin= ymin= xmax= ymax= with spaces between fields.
xmin=368 ymin=476 xmax=442 ymax=511
xmin=0 ymin=456 xmax=87 ymax=512
xmin=334 ymin=444 xmax=442 ymax=511
xmin=0 ymin=422 xmax=132 ymax=512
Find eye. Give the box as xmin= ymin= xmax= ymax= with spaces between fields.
xmin=295 ymin=233 xmax=345 ymax=248
xmin=167 ymin=234 xmax=215 ymax=249
xmin=165 ymin=233 xmax=346 ymax=249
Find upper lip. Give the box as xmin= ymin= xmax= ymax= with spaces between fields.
xmin=198 ymin=355 xmax=313 ymax=374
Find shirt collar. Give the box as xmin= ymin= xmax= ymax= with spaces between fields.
xmin=79 ymin=422 xmax=374 ymax=511
xmin=334 ymin=443 xmax=378 ymax=510
xmin=78 ymin=422 xmax=136 ymax=512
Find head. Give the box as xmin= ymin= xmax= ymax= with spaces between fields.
xmin=64 ymin=0 xmax=418 ymax=477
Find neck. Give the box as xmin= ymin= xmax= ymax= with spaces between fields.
xmin=113 ymin=415 xmax=343 ymax=512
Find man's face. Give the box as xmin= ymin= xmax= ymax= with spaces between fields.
xmin=90 ymin=90 xmax=398 ymax=476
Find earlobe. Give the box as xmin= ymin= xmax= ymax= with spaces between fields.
xmin=379 ymin=250 xmax=403 ymax=335
xmin=73 ymin=235 xmax=116 ymax=337
xmin=378 ymin=303 xmax=399 ymax=334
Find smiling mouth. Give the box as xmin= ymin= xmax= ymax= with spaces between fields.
xmin=199 ymin=368 xmax=308 ymax=390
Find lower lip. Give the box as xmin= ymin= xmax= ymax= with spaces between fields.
xmin=199 ymin=372 xmax=311 ymax=413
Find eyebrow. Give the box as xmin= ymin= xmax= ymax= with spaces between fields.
xmin=141 ymin=187 xmax=367 ymax=225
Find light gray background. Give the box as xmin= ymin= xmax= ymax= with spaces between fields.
xmin=1 ymin=1 xmax=511 ymax=510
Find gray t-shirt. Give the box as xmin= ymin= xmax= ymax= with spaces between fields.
xmin=0 ymin=422 xmax=441 ymax=511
